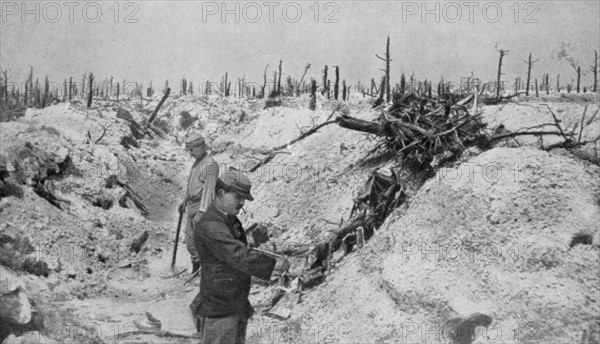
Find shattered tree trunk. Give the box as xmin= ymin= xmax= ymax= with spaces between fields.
xmin=337 ymin=116 xmax=387 ymax=136
xmin=378 ymin=77 xmax=386 ymax=103
xmin=309 ymin=79 xmax=317 ymax=111
xmin=385 ymin=36 xmax=391 ymax=102
xmin=334 ymin=66 xmax=340 ymax=100
xmin=576 ymin=66 xmax=581 ymax=93
xmin=496 ymin=49 xmax=509 ymax=99
xmin=524 ymin=53 xmax=538 ymax=96
xmin=322 ymin=65 xmax=328 ymax=96
xmin=148 ymin=87 xmax=171 ymax=124
xmin=277 ymin=60 xmax=283 ymax=96
xmin=592 ymin=50 xmax=598 ymax=93
xmin=87 ymin=73 xmax=94 ymax=108
xmin=42 ymin=77 xmax=49 ymax=108
xmin=261 ymin=65 xmax=268 ymax=98
xmin=375 ymin=36 xmax=392 ymax=102
xmin=296 ymin=64 xmax=310 ymax=96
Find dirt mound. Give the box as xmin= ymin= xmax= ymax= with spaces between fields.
xmin=481 ymin=101 xmax=600 ymax=164
xmin=273 ymin=146 xmax=599 ymax=343
xmin=2 ymin=94 xmax=599 ymax=344
xmin=0 ymin=100 xmax=193 ymax=342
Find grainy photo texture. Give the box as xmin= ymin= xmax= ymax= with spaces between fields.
xmin=0 ymin=1 xmax=599 ymax=344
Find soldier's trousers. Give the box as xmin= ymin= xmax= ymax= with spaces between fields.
xmin=196 ymin=313 xmax=248 ymax=344
xmin=185 ymin=211 xmax=203 ymax=264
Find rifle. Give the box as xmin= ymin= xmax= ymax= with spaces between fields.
xmin=170 ymin=211 xmax=184 ymax=272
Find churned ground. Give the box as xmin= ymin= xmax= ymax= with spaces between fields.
xmin=1 ymin=93 xmax=598 ymax=343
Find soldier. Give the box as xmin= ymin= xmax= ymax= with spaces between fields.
xmin=190 ymin=169 xmax=290 ymax=344
xmin=179 ymin=133 xmax=219 ymax=274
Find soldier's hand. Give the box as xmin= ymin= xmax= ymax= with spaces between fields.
xmin=274 ymin=256 xmax=290 ymax=273
xmin=252 ymin=225 xmax=270 ymax=246
xmin=178 ymin=202 xmax=185 ymax=214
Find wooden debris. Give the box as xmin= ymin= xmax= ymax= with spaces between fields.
xmin=129 ymin=230 xmax=149 ymax=253
xmin=148 ymin=87 xmax=171 ymax=124
xmin=106 ymin=175 xmax=149 ymax=216
xmin=108 ymin=330 xmax=198 ymax=341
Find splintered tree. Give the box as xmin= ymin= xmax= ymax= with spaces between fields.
xmin=148 ymin=87 xmax=171 ymax=124
xmin=400 ymin=73 xmax=406 ymax=94
xmin=147 ymin=81 xmax=154 ymax=97
xmin=378 ymin=76 xmax=385 ymax=103
xmin=376 ymin=36 xmax=391 ymax=102
xmin=42 ymin=76 xmax=49 ymax=107
xmin=238 ymin=77 xmax=246 ymax=98
xmin=62 ymin=79 xmax=67 ymax=101
xmin=109 ymin=76 xmax=113 ymax=99
xmin=309 ymin=79 xmax=317 ymax=110
xmin=495 ymin=45 xmax=509 ymax=99
xmin=334 ymin=66 xmax=340 ymax=100
xmin=87 ymin=73 xmax=94 ymax=108
xmin=269 ymin=71 xmax=277 ymax=98
xmin=296 ymin=63 xmax=311 ymax=96
xmin=223 ymin=73 xmax=229 ymax=97
xmin=591 ymin=50 xmax=598 ymax=92
xmin=524 ymin=53 xmax=539 ymax=96
xmin=261 ymin=64 xmax=269 ymax=98
xmin=277 ymin=59 xmax=283 ymax=96
xmin=34 ymin=78 xmax=40 ymax=107
xmin=554 ymin=41 xmax=584 ymax=93
xmin=322 ymin=65 xmax=328 ymax=96
xmin=285 ymin=76 xmax=293 ymax=96
xmin=572 ymin=62 xmax=582 ymax=93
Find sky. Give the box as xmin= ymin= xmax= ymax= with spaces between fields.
xmin=1 ymin=0 xmax=599 ymax=92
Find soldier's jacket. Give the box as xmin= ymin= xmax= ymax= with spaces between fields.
xmin=191 ymin=205 xmax=276 ymax=318
xmin=184 ymin=154 xmax=219 ymax=215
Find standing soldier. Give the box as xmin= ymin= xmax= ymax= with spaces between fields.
xmin=179 ymin=133 xmax=219 ymax=274
xmin=190 ymin=169 xmax=290 ymax=344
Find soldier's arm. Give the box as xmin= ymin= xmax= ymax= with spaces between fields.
xmin=198 ymin=161 xmax=219 ymax=213
xmin=199 ymin=220 xmax=276 ymax=280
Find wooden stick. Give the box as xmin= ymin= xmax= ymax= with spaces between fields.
xmin=108 ymin=330 xmax=198 ymax=341
xmin=272 ymin=120 xmax=337 ymax=151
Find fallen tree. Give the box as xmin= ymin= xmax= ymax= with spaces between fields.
xmin=251 ymin=91 xmax=597 ymax=297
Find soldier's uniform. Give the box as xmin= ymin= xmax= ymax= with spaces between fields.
xmin=190 ymin=170 xmax=276 ymax=344
xmin=182 ymin=134 xmax=219 ymax=272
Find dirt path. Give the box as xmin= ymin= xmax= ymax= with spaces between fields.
xmin=68 ymin=143 xmax=201 ymax=344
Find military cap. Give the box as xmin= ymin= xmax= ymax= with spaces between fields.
xmin=184 ymin=133 xmax=206 ymax=149
xmin=219 ymin=168 xmax=254 ymax=201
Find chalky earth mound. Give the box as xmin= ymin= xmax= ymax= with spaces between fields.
xmin=1 ymin=93 xmax=598 ymax=343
